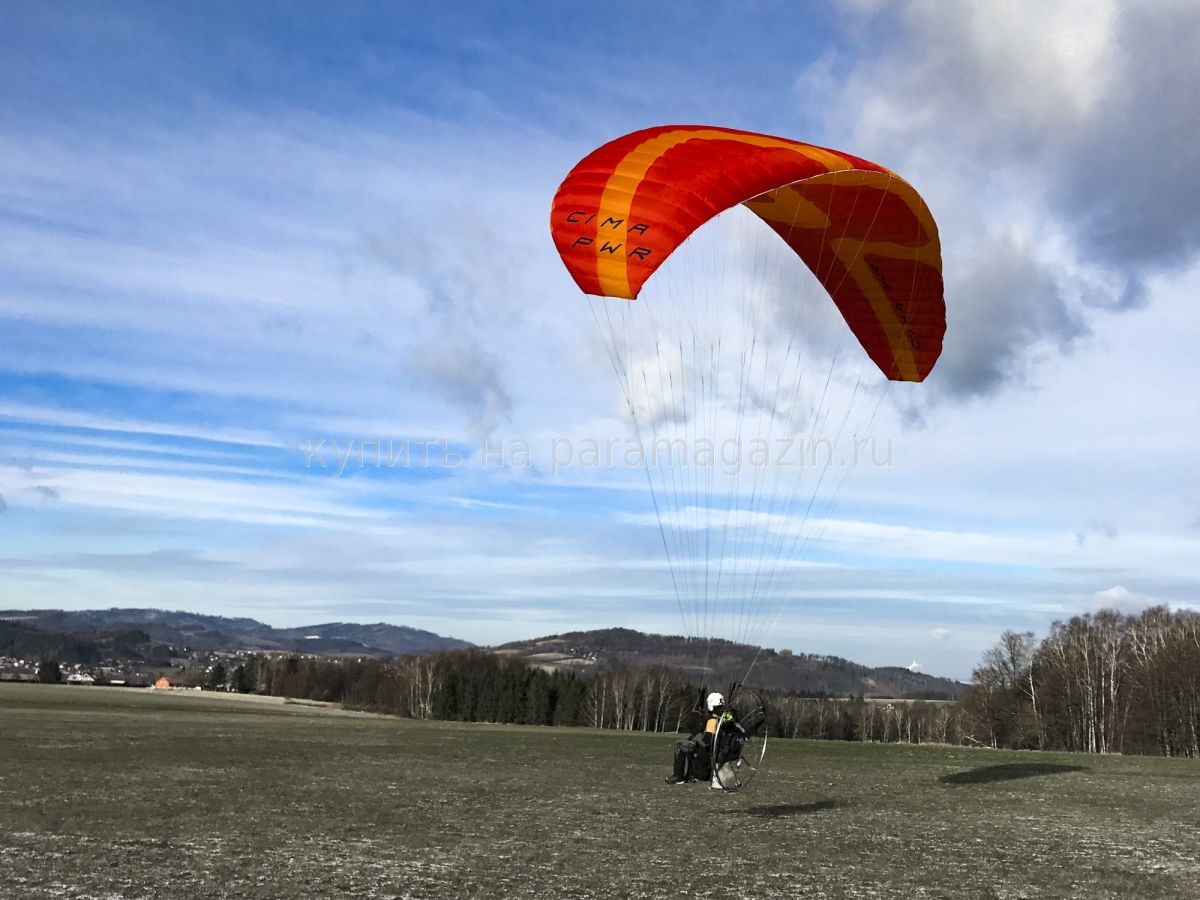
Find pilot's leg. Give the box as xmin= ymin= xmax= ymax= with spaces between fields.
xmin=673 ymin=737 xmax=697 ymax=780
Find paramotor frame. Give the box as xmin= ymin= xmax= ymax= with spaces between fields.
xmin=711 ymin=685 xmax=768 ymax=792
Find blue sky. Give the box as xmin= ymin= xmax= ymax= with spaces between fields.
xmin=2 ymin=1 xmax=1198 ymax=679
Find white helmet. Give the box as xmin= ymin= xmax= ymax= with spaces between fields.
xmin=706 ymin=692 xmax=726 ymax=712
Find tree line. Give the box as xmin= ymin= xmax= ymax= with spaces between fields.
xmin=219 ymin=648 xmax=968 ymax=744
xmin=226 ymin=650 xmax=682 ymax=730
xmin=207 ymin=605 xmax=1198 ymax=758
xmin=960 ymin=606 xmax=1200 ymax=757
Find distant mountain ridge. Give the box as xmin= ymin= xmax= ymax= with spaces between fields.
xmin=497 ymin=627 xmax=966 ymax=699
xmin=1 ymin=610 xmax=964 ymax=697
xmin=0 ymin=608 xmax=472 ymax=658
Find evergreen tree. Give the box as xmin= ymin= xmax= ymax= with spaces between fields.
xmin=207 ymin=662 xmax=227 ymax=691
xmin=231 ymin=663 xmax=251 ymax=693
xmin=37 ymin=657 xmax=62 ymax=683
xmin=524 ymin=672 xmax=553 ymax=725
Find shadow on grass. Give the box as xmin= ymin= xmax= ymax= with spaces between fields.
xmin=729 ymin=800 xmax=845 ymax=818
xmin=940 ymin=763 xmax=1087 ymax=785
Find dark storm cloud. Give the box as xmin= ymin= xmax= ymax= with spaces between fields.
xmin=933 ymin=234 xmax=1084 ymax=399
xmin=1055 ymin=4 xmax=1200 ymax=278
xmin=830 ymin=1 xmax=1200 ymax=401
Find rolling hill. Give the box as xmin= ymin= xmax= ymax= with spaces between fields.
xmin=496 ymin=628 xmax=966 ymax=699
xmin=0 ymin=608 xmax=472 ymax=659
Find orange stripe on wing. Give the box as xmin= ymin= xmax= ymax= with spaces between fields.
xmin=592 ymin=128 xmax=855 ymax=298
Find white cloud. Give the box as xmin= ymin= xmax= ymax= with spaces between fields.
xmin=0 ymin=402 xmax=283 ymax=449
xmin=817 ymin=0 xmax=1200 ymax=401
xmin=1088 ymin=584 xmax=1154 ymax=615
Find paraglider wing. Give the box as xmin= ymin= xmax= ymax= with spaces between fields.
xmin=550 ymin=125 xmax=945 ymax=381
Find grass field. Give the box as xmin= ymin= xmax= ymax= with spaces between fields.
xmin=2 ymin=683 xmax=1197 ymax=899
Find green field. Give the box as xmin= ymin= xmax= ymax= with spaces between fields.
xmin=1 ymin=684 xmax=1197 ymax=899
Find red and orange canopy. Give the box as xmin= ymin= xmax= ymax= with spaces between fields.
xmin=550 ymin=125 xmax=945 ymax=382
